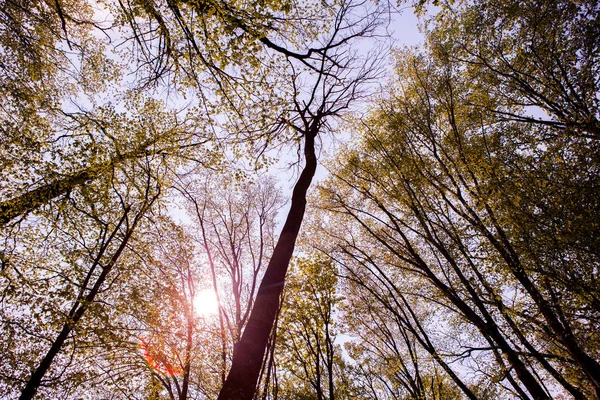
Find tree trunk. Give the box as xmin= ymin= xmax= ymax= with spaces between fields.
xmin=217 ymin=127 xmax=318 ymax=400
xmin=19 ymin=198 xmax=152 ymax=399
xmin=1 ymin=169 xmax=94 ymax=226
xmin=1 ymin=139 xmax=161 ymax=226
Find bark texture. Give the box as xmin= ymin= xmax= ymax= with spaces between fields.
xmin=217 ymin=127 xmax=318 ymax=400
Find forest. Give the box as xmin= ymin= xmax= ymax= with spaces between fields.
xmin=1 ymin=0 xmax=599 ymax=399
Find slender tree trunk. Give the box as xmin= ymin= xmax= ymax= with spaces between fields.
xmin=259 ymin=312 xmax=279 ymax=400
xmin=196 ymin=205 xmax=229 ymax=383
xmin=180 ymin=271 xmax=195 ymax=400
xmin=359 ymin=193 xmax=549 ymax=399
xmin=421 ymin=266 xmax=549 ymax=399
xmin=474 ymin=198 xmax=600 ymax=394
xmin=19 ymin=192 xmax=155 ymax=399
xmin=447 ymin=155 xmax=600 ymax=394
xmin=19 ymin=215 xmax=135 ymax=400
xmin=217 ymin=126 xmax=318 ymax=400
xmin=325 ymin=320 xmax=335 ymax=400
xmin=401 ymin=296 xmax=479 ymax=400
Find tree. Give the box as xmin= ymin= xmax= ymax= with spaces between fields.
xmin=271 ymin=257 xmax=348 ymax=400
xmin=337 ymin=253 xmax=478 ymax=400
xmin=0 ymin=148 xmax=164 ymax=399
xmin=314 ymin=40 xmax=599 ymax=399
xmin=216 ymin=2 xmax=386 ymax=397
xmin=1 ymin=97 xmax=211 ymax=227
xmin=178 ymin=172 xmax=283 ymax=393
xmin=426 ymin=0 xmax=600 ymax=139
xmin=131 ymin=219 xmax=218 ymax=400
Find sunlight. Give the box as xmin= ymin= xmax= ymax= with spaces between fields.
xmin=193 ymin=289 xmax=219 ymax=317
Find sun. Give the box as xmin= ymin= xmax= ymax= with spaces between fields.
xmin=193 ymin=289 xmax=219 ymax=316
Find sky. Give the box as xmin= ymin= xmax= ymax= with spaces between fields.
xmin=269 ymin=5 xmax=426 ymax=220
xmin=160 ymin=4 xmax=429 ymax=325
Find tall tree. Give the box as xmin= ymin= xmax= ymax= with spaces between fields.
xmin=314 ymin=41 xmax=599 ymax=399
xmin=0 ymin=149 xmax=165 ymax=399
xmin=217 ymin=2 xmax=386 ymax=398
xmin=178 ymin=172 xmax=283 ymax=394
xmin=272 ymin=257 xmax=348 ymax=400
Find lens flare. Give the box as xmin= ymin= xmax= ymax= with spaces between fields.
xmin=140 ymin=338 xmax=182 ymax=376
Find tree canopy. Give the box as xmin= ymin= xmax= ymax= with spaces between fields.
xmin=1 ymin=0 xmax=599 ymax=399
